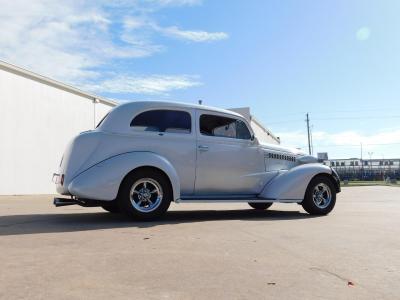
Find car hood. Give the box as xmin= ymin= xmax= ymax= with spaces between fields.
xmin=258 ymin=142 xmax=319 ymax=163
xmin=258 ymin=142 xmax=305 ymax=155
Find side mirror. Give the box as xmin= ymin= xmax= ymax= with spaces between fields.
xmin=250 ymin=134 xmax=255 ymax=141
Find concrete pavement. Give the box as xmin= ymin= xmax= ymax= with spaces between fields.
xmin=0 ymin=186 xmax=399 ymax=299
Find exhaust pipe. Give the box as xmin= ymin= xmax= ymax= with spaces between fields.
xmin=53 ymin=197 xmax=105 ymax=207
xmin=53 ymin=197 xmax=80 ymax=207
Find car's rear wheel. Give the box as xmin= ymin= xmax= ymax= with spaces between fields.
xmin=302 ymin=175 xmax=336 ymax=215
xmin=118 ymin=168 xmax=172 ymax=220
xmin=248 ymin=202 xmax=273 ymax=210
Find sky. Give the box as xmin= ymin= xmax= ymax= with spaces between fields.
xmin=0 ymin=0 xmax=399 ymax=159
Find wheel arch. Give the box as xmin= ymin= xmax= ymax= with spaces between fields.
xmin=68 ymin=152 xmax=181 ymax=201
xmin=259 ymin=163 xmax=335 ymax=201
xmin=117 ymin=165 xmax=175 ymax=201
xmin=308 ymin=173 xmax=340 ymax=195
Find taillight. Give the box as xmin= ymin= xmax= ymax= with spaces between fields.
xmin=61 ymin=174 xmax=65 ymax=186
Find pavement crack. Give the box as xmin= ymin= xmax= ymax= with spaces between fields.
xmin=310 ymin=267 xmax=353 ymax=284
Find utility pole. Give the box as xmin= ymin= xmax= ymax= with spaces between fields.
xmin=368 ymin=151 xmax=373 ymax=175
xmin=93 ymin=98 xmax=99 ymax=129
xmin=310 ymin=125 xmax=314 ymax=155
xmin=360 ymin=142 xmax=363 ymax=179
xmin=306 ymin=113 xmax=311 ymax=155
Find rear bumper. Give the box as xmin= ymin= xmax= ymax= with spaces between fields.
xmin=53 ymin=173 xmax=70 ymax=195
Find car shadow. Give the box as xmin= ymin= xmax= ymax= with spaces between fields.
xmin=0 ymin=209 xmax=318 ymax=236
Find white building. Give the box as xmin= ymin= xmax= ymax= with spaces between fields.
xmin=229 ymin=107 xmax=280 ymax=145
xmin=0 ymin=60 xmax=115 ymax=195
xmin=0 ymin=61 xmax=279 ymax=195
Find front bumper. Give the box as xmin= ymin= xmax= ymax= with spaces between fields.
xmin=331 ymin=168 xmax=341 ymax=193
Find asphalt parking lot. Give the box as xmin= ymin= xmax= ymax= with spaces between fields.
xmin=0 ymin=186 xmax=399 ymax=300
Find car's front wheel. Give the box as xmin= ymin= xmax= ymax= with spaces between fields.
xmin=248 ymin=202 xmax=273 ymax=210
xmin=118 ymin=168 xmax=172 ymax=220
xmin=302 ymin=175 xmax=336 ymax=215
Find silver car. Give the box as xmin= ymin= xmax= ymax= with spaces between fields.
xmin=53 ymin=101 xmax=340 ymax=220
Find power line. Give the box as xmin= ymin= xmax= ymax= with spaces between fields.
xmin=294 ymin=142 xmax=400 ymax=148
xmin=313 ymin=115 xmax=400 ymax=121
xmin=265 ymin=115 xmax=400 ymax=125
xmin=259 ymin=107 xmax=400 ymax=120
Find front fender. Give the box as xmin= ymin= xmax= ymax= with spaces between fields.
xmin=68 ymin=152 xmax=180 ymax=201
xmin=259 ymin=163 xmax=333 ymax=201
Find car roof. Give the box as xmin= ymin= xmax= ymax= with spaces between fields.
xmin=98 ymin=100 xmax=246 ymax=133
xmin=116 ymin=101 xmax=243 ymax=118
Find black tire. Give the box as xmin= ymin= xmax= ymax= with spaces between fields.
xmin=101 ymin=202 xmax=120 ymax=213
xmin=248 ymin=202 xmax=273 ymax=210
xmin=117 ymin=168 xmax=172 ymax=220
xmin=302 ymin=175 xmax=336 ymax=215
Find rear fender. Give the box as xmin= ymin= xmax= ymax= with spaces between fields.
xmin=68 ymin=152 xmax=180 ymax=201
xmin=259 ymin=163 xmax=333 ymax=201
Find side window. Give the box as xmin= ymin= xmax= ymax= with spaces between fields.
xmin=130 ymin=110 xmax=191 ymax=133
xmin=200 ymin=114 xmax=251 ymax=140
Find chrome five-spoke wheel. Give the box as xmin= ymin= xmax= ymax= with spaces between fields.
xmin=312 ymin=183 xmax=332 ymax=209
xmin=118 ymin=168 xmax=172 ymax=220
xmin=130 ymin=178 xmax=163 ymax=213
xmin=302 ymin=175 xmax=336 ymax=215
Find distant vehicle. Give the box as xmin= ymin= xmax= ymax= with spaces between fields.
xmin=53 ymin=101 xmax=340 ymax=220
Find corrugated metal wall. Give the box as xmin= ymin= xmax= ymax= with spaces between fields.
xmin=0 ymin=67 xmax=114 ymax=194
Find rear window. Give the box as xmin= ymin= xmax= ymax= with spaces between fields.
xmin=130 ymin=110 xmax=191 ymax=133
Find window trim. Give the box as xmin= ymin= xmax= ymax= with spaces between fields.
xmin=130 ymin=108 xmax=192 ymax=134
xmin=198 ymin=112 xmax=253 ymax=141
xmin=96 ymin=112 xmax=109 ymax=128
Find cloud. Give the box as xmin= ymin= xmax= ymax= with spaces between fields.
xmin=146 ymin=0 xmax=202 ymax=6
xmin=84 ymin=74 xmax=202 ymax=95
xmin=159 ymin=26 xmax=229 ymax=42
xmin=0 ymin=1 xmax=152 ymax=84
xmin=121 ymin=17 xmax=228 ymax=44
xmin=0 ymin=0 xmax=225 ymax=93
xmin=356 ymin=27 xmax=371 ymax=41
xmin=277 ymin=129 xmax=400 ymax=147
xmin=275 ymin=128 xmax=400 ymax=158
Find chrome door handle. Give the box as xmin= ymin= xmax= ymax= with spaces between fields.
xmin=198 ymin=145 xmax=209 ymax=151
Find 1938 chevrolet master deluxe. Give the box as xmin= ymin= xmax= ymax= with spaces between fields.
xmin=53 ymin=101 xmax=340 ymax=220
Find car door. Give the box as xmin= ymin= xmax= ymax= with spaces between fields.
xmin=194 ymin=110 xmax=266 ymax=196
xmin=129 ymin=108 xmax=197 ymax=196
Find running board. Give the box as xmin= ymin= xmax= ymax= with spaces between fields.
xmin=176 ymin=199 xmax=302 ymax=203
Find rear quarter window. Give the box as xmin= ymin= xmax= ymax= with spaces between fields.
xmin=130 ymin=110 xmax=191 ymax=133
